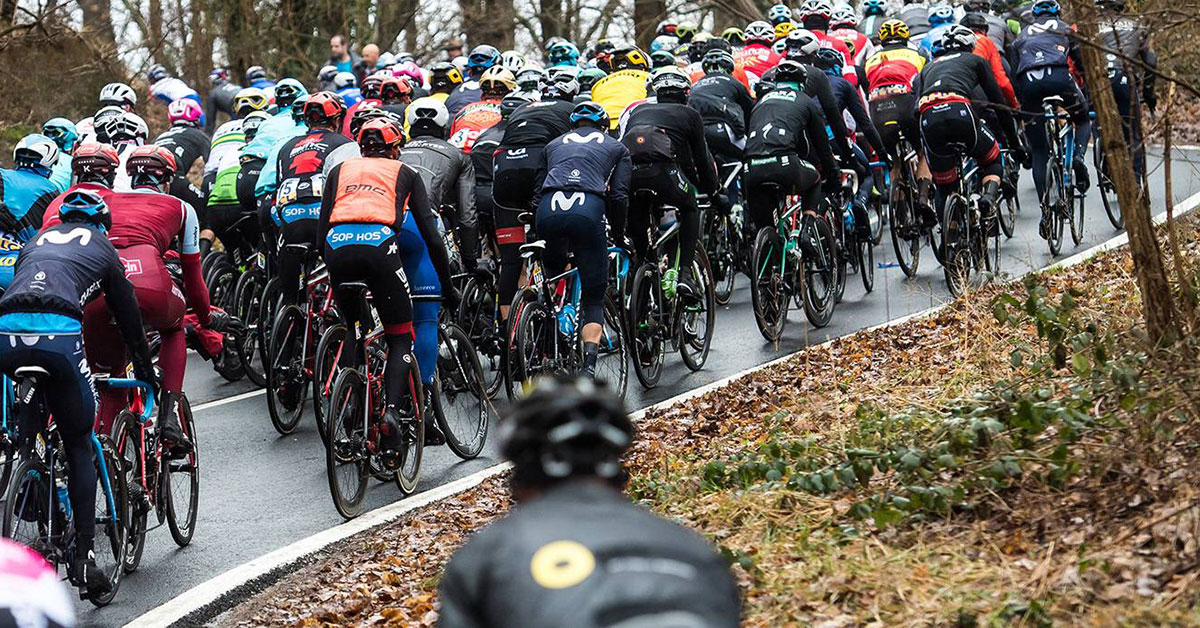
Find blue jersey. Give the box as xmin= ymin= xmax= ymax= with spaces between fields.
xmin=337 ymin=87 xmax=363 ymax=108
xmin=1012 ymin=18 xmax=1076 ymax=75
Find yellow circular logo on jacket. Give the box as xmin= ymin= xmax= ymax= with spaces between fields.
xmin=529 ymin=540 xmax=596 ymax=589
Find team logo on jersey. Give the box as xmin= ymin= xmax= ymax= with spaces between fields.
xmin=550 ymin=191 xmax=585 ymax=212
xmin=562 ymin=132 xmax=603 ymax=144
xmin=37 ymin=227 xmax=92 ymax=247
xmin=529 ymin=540 xmax=595 ymax=589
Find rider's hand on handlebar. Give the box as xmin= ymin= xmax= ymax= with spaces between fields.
xmin=207 ymin=310 xmax=244 ymax=334
xmin=134 ymin=362 xmax=162 ymax=400
xmin=443 ymin=285 xmax=461 ymax=313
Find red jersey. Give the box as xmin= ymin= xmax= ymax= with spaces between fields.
xmin=448 ymin=100 xmax=501 ymax=153
xmin=973 ymin=37 xmax=1019 ymax=108
xmin=734 ymin=45 xmax=782 ymax=83
xmin=830 ymin=28 xmax=874 ymax=66
xmin=44 ymin=185 xmax=197 ymax=255
xmin=863 ymin=45 xmax=926 ymax=101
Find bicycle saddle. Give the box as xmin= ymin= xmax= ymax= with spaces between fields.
xmin=520 ymin=240 xmax=546 ymax=259
xmin=339 ymin=281 xmax=370 ymax=296
xmin=13 ymin=366 xmax=49 ymax=381
xmin=1042 ymin=95 xmax=1066 ymax=107
xmin=517 ymin=212 xmax=534 ymax=225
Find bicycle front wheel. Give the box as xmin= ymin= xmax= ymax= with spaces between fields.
xmin=89 ymin=435 xmax=128 ymax=606
xmin=628 ymin=264 xmax=665 ymax=389
xmin=750 ymin=227 xmax=788 ymax=341
xmin=942 ymin=195 xmax=972 ymax=297
xmin=393 ymin=373 xmax=425 ymax=495
xmin=594 ymin=295 xmax=629 ymax=397
xmin=679 ymin=247 xmax=716 ymax=372
xmin=802 ymin=220 xmax=837 ymax=329
xmin=313 ymin=324 xmax=348 ymax=446
xmin=1094 ymin=135 xmax=1123 ymax=229
xmin=233 ymin=269 xmax=267 ymax=387
xmin=325 ymin=368 xmax=369 ymax=519
xmin=110 ymin=411 xmax=145 ymax=574
xmin=1044 ymin=164 xmax=1066 ymax=256
xmin=266 ymin=305 xmax=309 ymax=435
xmin=165 ymin=395 xmax=199 ymax=547
xmin=456 ymin=277 xmax=503 ymax=398
xmin=433 ymin=323 xmax=489 ymax=460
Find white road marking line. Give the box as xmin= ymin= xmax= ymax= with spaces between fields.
xmin=130 ymin=190 xmax=1200 ymax=627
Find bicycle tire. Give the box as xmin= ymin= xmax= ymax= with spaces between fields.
xmin=1070 ymin=184 xmax=1086 ymax=246
xmin=233 ymin=270 xmax=267 ymax=387
xmin=679 ymin=247 xmax=715 ymax=372
xmin=456 ymin=277 xmax=503 ymax=399
xmin=265 ymin=305 xmax=308 ymax=435
xmin=802 ymin=218 xmax=837 ymax=329
xmin=942 ymin=195 xmax=971 ymax=297
xmin=166 ymin=395 xmax=199 ymax=547
xmin=207 ymin=263 xmax=238 ymax=313
xmin=888 ymin=174 xmax=922 ymax=278
xmin=594 ymin=295 xmax=629 ymax=398
xmin=325 ymin=368 xmax=369 ymax=519
xmin=313 ymin=324 xmax=348 ymax=447
xmin=393 ymin=371 xmax=425 ymax=495
xmin=628 ymin=264 xmax=665 ymax=389
xmin=1094 ymin=134 xmax=1123 ymax=229
xmin=110 ymin=411 xmax=145 ymax=574
xmin=1045 ymin=164 xmax=1065 ymax=256
xmin=89 ymin=435 xmax=127 ymax=606
xmin=859 ymin=233 xmax=875 ymax=293
xmin=706 ymin=213 xmax=736 ymax=306
xmin=513 ymin=298 xmax=554 ymax=391
xmin=2 ymin=457 xmax=49 ymax=555
xmin=750 ymin=227 xmax=788 ymax=341
xmin=502 ymin=289 xmax=536 ymax=401
xmin=432 ymin=323 xmax=489 ymax=459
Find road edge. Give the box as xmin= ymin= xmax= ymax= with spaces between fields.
xmin=125 ymin=190 xmax=1200 ymax=628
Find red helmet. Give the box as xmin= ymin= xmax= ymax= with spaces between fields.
xmin=356 ymin=118 xmax=403 ymax=156
xmin=302 ymin=91 xmax=347 ymax=127
xmin=379 ymin=76 xmax=413 ymax=104
xmin=71 ymin=142 xmax=121 ymax=180
xmin=125 ymin=144 xmax=178 ymax=182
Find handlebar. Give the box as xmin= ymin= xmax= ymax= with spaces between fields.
xmin=102 ymin=378 xmax=155 ymax=423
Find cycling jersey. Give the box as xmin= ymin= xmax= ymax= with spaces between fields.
xmin=48 ymin=153 xmax=72 ymax=193
xmin=241 ymin=110 xmax=303 ymax=162
xmin=621 ymin=102 xmax=719 ymax=196
xmin=827 ymin=72 xmax=888 ymax=160
xmin=864 ymin=44 xmax=926 ymax=100
xmin=206 ymin=80 xmax=241 ymax=133
xmin=449 ymin=100 xmax=502 ymax=153
xmin=438 ymin=480 xmax=741 ymax=628
xmin=337 ymin=86 xmax=363 ymax=108
xmin=966 ymin=11 xmax=1015 ymax=51
xmin=831 ymin=27 xmax=875 ymax=66
xmin=689 ymin=74 xmax=755 ymax=138
xmin=399 ymin=136 xmax=478 ymax=263
xmin=445 ymin=82 xmax=483 ymax=118
xmin=155 ymin=124 xmax=211 ymax=174
xmin=919 ymin=23 xmax=955 ymax=55
xmin=273 ymin=129 xmax=359 ymax=212
xmin=913 ymin=51 xmax=1009 ymax=114
xmin=500 ymin=100 xmax=574 ymax=147
xmin=973 ymin=35 xmax=1019 ymax=108
xmin=0 ymin=168 xmax=59 ymax=247
xmin=150 ymin=77 xmax=200 ymax=105
xmin=533 ymin=127 xmax=631 ymax=225
xmin=745 ymin=87 xmax=838 ymax=177
xmin=205 ymin=120 xmax=245 ymax=206
xmin=590 ymin=69 xmax=650 ymax=130
xmin=1011 ymin=18 xmax=1080 ymax=76
xmin=734 ymin=44 xmax=783 ymax=84
xmin=899 ymin=2 xmax=931 ymax=37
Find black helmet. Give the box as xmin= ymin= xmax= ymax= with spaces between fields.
xmin=774 ymin=59 xmax=809 ymax=85
xmin=500 ymin=93 xmax=534 ymax=119
xmin=500 ymin=376 xmax=633 ymax=487
xmin=702 ymin=49 xmax=735 ymax=74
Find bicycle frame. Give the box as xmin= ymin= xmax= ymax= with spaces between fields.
xmin=100 ymin=378 xmax=157 ymax=507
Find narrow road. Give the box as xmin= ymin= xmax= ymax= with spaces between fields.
xmin=86 ymin=148 xmax=1200 ymax=626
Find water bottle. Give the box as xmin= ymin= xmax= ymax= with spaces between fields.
xmin=557 ymin=303 xmax=577 ymax=337
xmin=662 ymin=268 xmax=679 ymax=300
xmin=55 ymin=478 xmax=72 ymax=520
xmin=843 ymin=207 xmax=855 ymax=234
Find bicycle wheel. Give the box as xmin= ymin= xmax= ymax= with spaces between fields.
xmin=706 ymin=213 xmax=736 ymax=306
xmin=313 ymin=324 xmax=347 ymax=446
xmin=594 ymin=295 xmax=629 ymax=398
xmin=165 ymin=395 xmax=199 ymax=547
xmin=432 ymin=323 xmax=489 ymax=460
xmin=257 ymin=277 xmax=283 ymax=384
xmin=208 ymin=263 xmax=238 ymax=313
xmin=502 ymin=289 xmax=537 ymax=400
xmin=89 ymin=435 xmax=127 ymax=606
xmin=1044 ymin=163 xmax=1065 ymax=256
xmin=2 ymin=457 xmax=50 ymax=556
xmin=325 ymin=368 xmax=369 ymax=519
xmin=942 ymin=195 xmax=972 ymax=298
xmin=889 ymin=175 xmax=922 ymax=278
xmin=265 ymin=305 xmax=308 ymax=435
xmin=456 ymin=277 xmax=503 ymax=398
xmin=110 ymin=411 xmax=145 ymax=574
xmin=393 ymin=372 xmax=425 ymax=495
xmin=1094 ymin=136 xmax=1123 ymax=229
xmin=1069 ymin=184 xmax=1086 ymax=246
xmin=233 ymin=269 xmax=266 ymax=387
xmin=802 ymin=218 xmax=837 ymax=329
xmin=679 ymin=248 xmax=716 ymax=372
xmin=999 ymin=157 xmax=1019 ymax=239
xmin=513 ymin=298 xmax=554 ymax=390
xmin=859 ymin=233 xmax=875 ymax=293
xmin=750 ymin=227 xmax=788 ymax=341
xmin=628 ymin=264 xmax=665 ymax=389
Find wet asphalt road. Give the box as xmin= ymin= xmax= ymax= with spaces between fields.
xmin=79 ymin=148 xmax=1200 ymax=626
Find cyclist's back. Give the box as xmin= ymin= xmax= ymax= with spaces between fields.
xmin=205 ymin=69 xmax=241 ymax=133
xmin=399 ymin=132 xmax=479 ymax=265
xmin=689 ymin=50 xmax=754 ymax=166
xmin=900 ymin=0 xmax=932 ymax=39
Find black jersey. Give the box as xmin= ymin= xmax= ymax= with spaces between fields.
xmin=274 ymin=128 xmax=358 ymax=207
xmin=621 ymin=102 xmax=719 ymax=194
xmin=500 ymin=100 xmax=574 ymax=148
xmin=688 ymin=73 xmax=755 ymax=137
xmin=155 ymin=125 xmax=211 ymax=174
xmin=745 ymin=86 xmax=838 ymax=176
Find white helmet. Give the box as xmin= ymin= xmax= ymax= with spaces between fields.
xmin=831 ymin=4 xmax=858 ymax=28
xmin=745 ymin=21 xmax=775 ymax=44
xmin=516 ymin=67 xmax=547 ymax=91
xmin=405 ymin=96 xmax=450 ymax=133
xmin=500 ymin=50 xmax=526 ymax=72
xmin=99 ymin=82 xmax=137 ymax=108
xmin=333 ymin=71 xmax=357 ymax=90
xmin=13 ymin=134 xmax=60 ymax=170
xmin=99 ymin=111 xmax=148 ymax=145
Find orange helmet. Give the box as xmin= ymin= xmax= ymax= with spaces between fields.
xmin=357 ymin=118 xmax=404 ymax=156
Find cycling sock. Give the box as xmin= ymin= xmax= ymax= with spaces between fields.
xmin=583 ymin=342 xmax=599 ymax=369
xmin=383 ymin=333 xmax=415 ymax=407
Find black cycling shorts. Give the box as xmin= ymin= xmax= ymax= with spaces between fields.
xmin=324 ymin=224 xmax=414 ymax=338
xmin=535 ymin=191 xmax=608 ymax=326
xmin=236 ymin=158 xmax=265 ymax=214
xmin=743 ymin=153 xmax=821 ymax=232
xmin=919 ymin=102 xmax=1001 ymax=185
xmin=870 ymin=94 xmax=918 ymax=156
xmin=492 ymin=146 xmax=544 ymax=212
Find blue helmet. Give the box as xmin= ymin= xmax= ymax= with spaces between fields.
xmin=467 ymin=45 xmax=501 ymax=76
xmin=569 ymin=101 xmax=609 ymax=128
xmin=929 ymin=4 xmax=956 ymax=25
xmin=547 ymin=41 xmax=581 ymax=66
xmin=649 ymin=35 xmax=676 ymax=53
xmin=59 ymin=189 xmax=111 ymax=232
xmin=1031 ymin=0 xmax=1060 ymax=15
xmin=273 ymin=78 xmax=309 ymax=108
xmin=863 ymin=0 xmax=886 ymax=15
xmin=42 ymin=118 xmax=79 ymax=153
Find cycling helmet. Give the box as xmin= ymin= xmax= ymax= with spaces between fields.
xmin=745 ymin=21 xmax=775 ymax=45
xmin=578 ymin=67 xmax=607 ymax=91
xmin=147 ymin=63 xmax=169 ymax=83
xmin=786 ymin=28 xmax=822 ymax=56
xmin=546 ymin=64 xmax=580 ymax=82
xmin=611 ymin=47 xmax=650 ymax=71
xmin=701 ymin=48 xmax=735 ymax=74
xmin=233 ymin=87 xmax=270 ymax=117
xmin=317 ymin=64 xmax=339 ymax=87
xmin=650 ymin=35 xmax=677 ymax=54
xmin=722 ymin=27 xmax=746 ymax=44
xmin=500 ymin=376 xmax=633 ymax=486
xmin=302 ymin=91 xmax=347 ymax=128
xmin=543 ymin=71 xmax=580 ymax=100
xmin=674 ymin=43 xmax=693 ymax=64
xmin=656 ymin=21 xmax=677 ymax=37
xmin=878 ymin=18 xmax=911 ymax=44
xmin=479 ymin=67 xmax=517 ymax=98
xmin=691 ymin=32 xmax=714 ymax=47
xmin=774 ymin=59 xmax=809 ymax=84
xmin=396 ymin=51 xmax=416 ymax=64
xmin=814 ymin=47 xmax=845 ymax=71
xmin=929 ymin=4 xmax=956 ymax=25
xmin=405 ymin=97 xmax=451 ymax=136
xmin=500 ymin=50 xmax=526 ymax=72
xmin=71 ymin=142 xmax=120 ymax=183
xmin=768 ymin=3 xmax=794 ymax=24
xmin=240 ymin=111 xmax=270 ymax=140
xmin=831 ymin=5 xmax=858 ymax=28
xmin=569 ymin=101 xmax=609 ymax=129
xmin=772 ymin=38 xmax=788 ymax=54
xmin=548 ymin=41 xmax=582 ymax=66
xmin=99 ymin=82 xmax=137 ymax=109
xmin=798 ymin=0 xmax=835 ymax=21
xmin=931 ymin=24 xmax=976 ymax=56
xmin=333 ymin=72 xmax=357 ymax=90
xmin=960 ymin=12 xmax=989 ymax=31
xmin=291 ymin=95 xmax=308 ymax=123
xmin=348 ymin=103 xmax=394 ymax=140
xmin=545 ymin=36 xmax=567 ymax=51
xmin=650 ymin=50 xmax=677 ymax=68
xmin=379 ymin=76 xmax=414 ymax=104
xmin=58 ymin=188 xmax=112 ymax=232
xmin=501 ymin=93 xmax=534 ymax=118
xmin=467 ymin=44 xmax=502 ymax=76
xmin=648 ymin=66 xmax=691 ymax=100
xmin=361 ymin=70 xmax=388 ymax=100
xmin=41 ymin=118 xmax=79 ymax=153
xmin=775 ymin=21 xmax=796 ymax=39
xmin=125 ymin=144 xmax=178 ymax=188
xmin=429 ymin=61 xmax=464 ymax=92
xmin=378 ymin=51 xmax=397 ymax=68
xmin=209 ymin=67 xmax=230 ymax=83
xmin=13 ymin=134 xmax=59 ymax=171
xmin=98 ymin=111 xmax=147 ymax=146
xmin=392 ymin=61 xmax=424 ymax=85
xmin=1031 ymin=0 xmax=1060 ymax=15
xmin=756 ymin=74 xmax=778 ymax=98
xmin=245 ymin=65 xmax=267 ymax=82
xmin=591 ymin=38 xmax=617 ymax=58
xmin=167 ymin=98 xmax=203 ymax=125
xmin=0 ymin=538 xmax=76 ymax=628
xmin=516 ymin=67 xmax=547 ymax=92
xmin=274 ymin=78 xmax=308 ymax=108
xmin=675 ymin=22 xmax=699 ymax=42
xmin=863 ymin=0 xmax=887 ymax=15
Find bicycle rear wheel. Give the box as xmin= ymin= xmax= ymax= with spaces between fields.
xmin=594 ymin=295 xmax=629 ymax=397
xmin=1094 ymin=136 xmax=1123 ymax=229
xmin=705 ymin=212 xmax=736 ymax=306
xmin=393 ymin=373 xmax=425 ymax=495
xmin=165 ymin=395 xmax=199 ymax=547
xmin=1069 ymin=185 xmax=1086 ymax=246
xmin=679 ymin=248 xmax=715 ymax=372
xmin=313 ymin=324 xmax=348 ymax=446
xmin=512 ymin=297 xmax=554 ymax=393
xmin=888 ymin=177 xmax=922 ymax=279
xmin=325 ymin=368 xmax=369 ymax=519
xmin=628 ymin=264 xmax=665 ymax=389
xmin=89 ymin=435 xmax=127 ymax=606
xmin=233 ymin=269 xmax=267 ymax=387
xmin=1044 ymin=164 xmax=1065 ymax=256
xmin=942 ymin=195 xmax=972 ymax=297
xmin=432 ymin=324 xmax=489 ymax=460
xmin=859 ymin=233 xmax=875 ymax=293
xmin=456 ymin=277 xmax=503 ymax=398
xmin=802 ymin=219 xmax=837 ymax=329
xmin=2 ymin=457 xmax=50 ymax=556
xmin=110 ymin=411 xmax=145 ymax=574
xmin=750 ymin=227 xmax=788 ymax=341
xmin=266 ymin=305 xmax=308 ymax=435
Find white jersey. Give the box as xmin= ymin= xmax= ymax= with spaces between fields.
xmin=150 ymin=77 xmax=199 ymax=104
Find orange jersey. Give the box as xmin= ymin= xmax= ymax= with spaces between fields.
xmin=973 ymin=36 xmax=1019 ymax=108
xmin=448 ymin=100 xmax=501 ymax=153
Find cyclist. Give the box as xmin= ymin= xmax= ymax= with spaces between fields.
xmin=744 ymin=60 xmax=839 ymax=233
xmin=379 ymin=75 xmax=415 ymax=120
xmin=590 ymin=47 xmax=652 ymax=129
xmin=0 ymin=537 xmax=77 ymax=628
xmin=493 ymin=72 xmax=577 ymax=225
xmin=320 ymin=118 xmax=458 ymax=455
xmin=689 ymin=48 xmax=753 ymax=207
xmin=914 ymin=26 xmax=1021 ymax=234
xmin=860 ymin=0 xmax=891 ymax=45
xmin=400 ymin=99 xmax=480 ymax=269
xmin=77 ymin=83 xmax=137 ymax=144
xmin=796 ymin=0 xmax=856 ymax=79
xmin=471 ymin=94 xmax=531 ymax=263
xmin=621 ymin=67 xmax=721 ymax=297
xmin=577 ymin=67 xmax=608 ymax=103
xmin=768 ymin=3 xmax=793 ymax=25
xmin=963 ymin=0 xmax=1014 ymax=51
xmin=448 ymin=67 xmax=511 ymax=152
xmin=780 ymin=30 xmax=860 ymax=169
xmin=240 ymin=79 xmax=307 ymax=224
xmin=428 ymin=61 xmax=465 ymax=102
xmin=206 ymin=67 xmax=242 ymax=133
xmin=899 ymin=0 xmax=933 ymax=45
xmin=1010 ymin=0 xmax=1090 ymax=235
xmin=1097 ymin=0 xmax=1156 ymax=179
xmin=147 ymin=64 xmax=203 ymax=125
xmin=245 ymin=65 xmax=276 ymax=94
xmin=960 ymin=13 xmax=1019 ymax=111
xmin=0 ymin=135 xmax=61 ymax=288
xmin=41 ymin=118 xmax=78 ymax=192
xmin=830 ymin=4 xmax=875 ymax=66
xmin=446 ymin=45 xmax=502 ymax=117
xmin=154 ymin=98 xmax=210 ymax=211
xmin=735 ymin=21 xmax=782 ymax=84
xmin=0 ymin=187 xmax=156 ymax=599
xmin=94 ymin=110 xmax=149 ymax=191
xmin=272 ymin=92 xmax=361 ymax=306
xmin=530 ymin=103 xmax=631 ymax=379
xmin=547 ymin=40 xmax=581 ymax=67
xmin=333 ymin=72 xmax=362 ymax=107
xmin=918 ymin=4 xmax=957 ymax=56
xmin=438 ymin=376 xmax=740 ymax=628
xmin=201 ymin=117 xmax=250 ymax=261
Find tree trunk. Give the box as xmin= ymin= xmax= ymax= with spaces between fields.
xmin=376 ymin=0 xmax=417 ymax=52
xmin=1 ymin=0 xmax=16 ymax=27
xmin=1065 ymin=0 xmax=1178 ymax=344
xmin=461 ymin=0 xmax=514 ymax=50
xmin=149 ymin=0 xmax=163 ymax=59
xmin=78 ymin=0 xmax=118 ymax=53
xmin=633 ymin=0 xmax=664 ymax=48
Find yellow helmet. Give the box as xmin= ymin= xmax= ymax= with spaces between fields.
xmin=878 ymin=19 xmax=910 ymax=45
xmin=611 ymin=46 xmax=650 ymax=71
xmin=479 ymin=67 xmax=517 ymax=96
xmin=774 ymin=21 xmax=796 ymax=40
